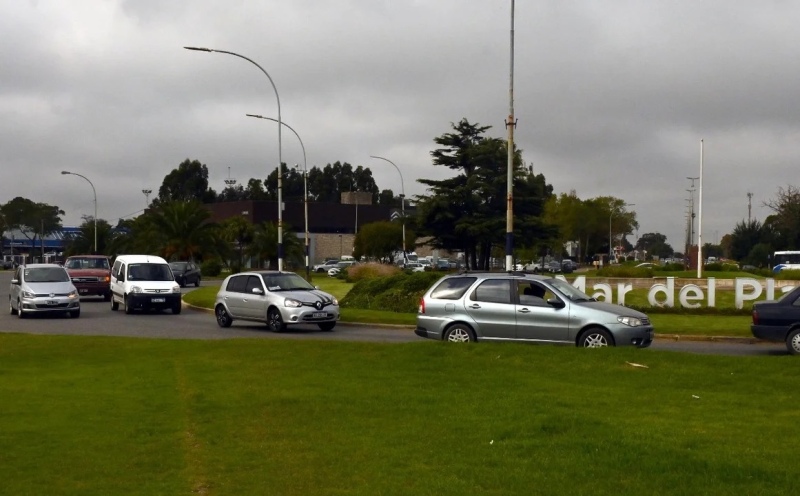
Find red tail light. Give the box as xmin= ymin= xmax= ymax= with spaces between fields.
xmin=419 ymin=298 xmax=425 ymax=314
xmin=752 ymin=309 xmax=758 ymax=325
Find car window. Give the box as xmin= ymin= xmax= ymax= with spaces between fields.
xmin=430 ymin=277 xmax=477 ymax=300
xmin=128 ymin=263 xmax=173 ymax=281
xmin=226 ymin=275 xmax=247 ymax=293
xmin=24 ymin=267 xmax=70 ymax=283
xmin=245 ymin=276 xmax=264 ymax=293
xmin=470 ymin=279 xmax=512 ymax=304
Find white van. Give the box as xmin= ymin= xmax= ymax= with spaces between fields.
xmin=110 ymin=255 xmax=182 ymax=314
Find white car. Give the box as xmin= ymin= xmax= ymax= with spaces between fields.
xmin=313 ymin=260 xmax=340 ymax=273
xmin=405 ymin=262 xmax=426 ymax=272
xmin=328 ymin=261 xmax=355 ymax=277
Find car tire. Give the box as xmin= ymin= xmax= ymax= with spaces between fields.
xmin=318 ymin=322 xmax=336 ymax=332
xmin=267 ymin=308 xmax=287 ymax=332
xmin=579 ymin=327 xmax=614 ymax=348
xmin=195 ymin=276 xmax=201 ymax=288
xmin=111 ymin=295 xmax=119 ymax=311
xmin=786 ymin=328 xmax=800 ymax=355
xmin=215 ymin=305 xmax=233 ymax=328
xmin=70 ymin=309 xmax=80 ymax=318
xmin=104 ymin=292 xmax=111 ymax=302
xmin=124 ymin=295 xmax=134 ymax=315
xmin=444 ymin=323 xmax=475 ymax=342
xmin=17 ymin=300 xmax=25 ymax=319
xmin=172 ymin=303 xmax=182 ymax=315
xmin=9 ymin=298 xmax=17 ymax=316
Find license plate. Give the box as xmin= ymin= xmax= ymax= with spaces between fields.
xmin=79 ymin=289 xmax=88 ymax=294
xmin=152 ymin=298 xmax=165 ymax=303
xmin=312 ymin=312 xmax=326 ymax=318
xmin=47 ymin=300 xmax=58 ymax=306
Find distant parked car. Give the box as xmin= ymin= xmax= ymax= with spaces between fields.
xmin=1 ymin=259 xmax=13 ymax=270
xmin=328 ymin=261 xmax=354 ymax=277
xmin=404 ymin=262 xmax=426 ymax=272
xmin=415 ymin=272 xmax=653 ymax=347
xmin=9 ymin=264 xmax=81 ymax=318
xmin=214 ymin=270 xmax=339 ymax=332
xmin=751 ymin=285 xmax=800 ymax=355
xmin=313 ymin=260 xmax=340 ymax=273
xmin=169 ymin=261 xmax=201 ymax=288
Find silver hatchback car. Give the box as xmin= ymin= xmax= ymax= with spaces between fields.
xmin=214 ymin=271 xmax=339 ymax=331
xmin=9 ymin=264 xmax=81 ymax=318
xmin=416 ymin=272 xmax=653 ymax=348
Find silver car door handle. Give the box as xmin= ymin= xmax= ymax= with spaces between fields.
xmin=469 ymin=304 xmax=481 ymax=309
xmin=518 ymin=308 xmax=530 ymax=313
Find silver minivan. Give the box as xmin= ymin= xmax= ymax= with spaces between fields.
xmin=9 ymin=264 xmax=81 ymax=318
xmin=214 ymin=271 xmax=339 ymax=331
xmin=415 ymin=272 xmax=653 ymax=348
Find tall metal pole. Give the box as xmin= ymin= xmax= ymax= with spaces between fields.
xmin=369 ymin=156 xmax=406 ymax=260
xmin=505 ymin=0 xmax=516 ymax=271
xmin=185 ymin=46 xmax=284 ymax=271
xmin=697 ymin=140 xmax=704 ymax=278
xmin=61 ymin=171 xmax=97 ymax=253
xmin=247 ymin=114 xmax=309 ymax=278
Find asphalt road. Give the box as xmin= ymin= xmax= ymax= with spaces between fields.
xmin=0 ymin=269 xmax=789 ymax=355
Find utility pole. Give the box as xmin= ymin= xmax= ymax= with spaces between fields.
xmin=747 ymin=192 xmax=753 ymax=222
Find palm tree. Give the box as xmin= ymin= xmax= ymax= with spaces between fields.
xmin=147 ymin=200 xmax=218 ymax=261
xmin=248 ymin=221 xmax=304 ymax=269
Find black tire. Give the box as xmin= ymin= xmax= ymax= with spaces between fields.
xmin=578 ymin=327 xmax=614 ymax=348
xmin=172 ymin=303 xmax=182 ymax=315
xmin=267 ymin=308 xmax=287 ymax=332
xmin=103 ymin=292 xmax=111 ymax=302
xmin=195 ymin=276 xmax=201 ymax=288
xmin=786 ymin=328 xmax=800 ymax=355
xmin=443 ymin=323 xmax=475 ymax=342
xmin=215 ymin=305 xmax=233 ymax=328
xmin=111 ymin=295 xmax=119 ymax=311
xmin=124 ymin=295 xmax=134 ymax=315
xmin=9 ymin=297 xmax=17 ymax=316
xmin=17 ymin=300 xmax=25 ymax=319
xmin=318 ymin=322 xmax=336 ymax=332
xmin=70 ymin=309 xmax=80 ymax=318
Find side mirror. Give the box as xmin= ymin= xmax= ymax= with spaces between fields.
xmin=11 ymin=279 xmax=20 ymax=285
xmin=547 ymin=298 xmax=566 ymax=309
xmin=251 ymin=287 xmax=264 ymax=295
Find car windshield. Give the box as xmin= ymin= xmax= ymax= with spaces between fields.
xmin=24 ymin=267 xmax=70 ymax=283
xmin=127 ymin=263 xmax=174 ymax=281
xmin=548 ymin=278 xmax=596 ymax=302
xmin=261 ymin=273 xmax=315 ymax=291
xmin=170 ymin=262 xmax=188 ymax=271
xmin=66 ymin=257 xmax=109 ymax=270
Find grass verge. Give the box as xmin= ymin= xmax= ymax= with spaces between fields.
xmin=0 ymin=334 xmax=795 ymax=495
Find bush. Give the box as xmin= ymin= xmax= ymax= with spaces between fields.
xmin=201 ymin=259 xmax=222 ymax=277
xmin=341 ymin=272 xmax=442 ymax=313
xmin=704 ymin=262 xmax=724 ymax=272
xmin=596 ymin=266 xmax=653 ymax=278
xmin=346 ymin=262 xmax=401 ymax=282
xmin=775 ymin=269 xmax=800 ymax=280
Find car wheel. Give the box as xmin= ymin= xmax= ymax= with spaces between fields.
xmin=172 ymin=303 xmax=182 ymax=315
xmin=786 ymin=328 xmax=800 ymax=355
xmin=17 ymin=300 xmax=25 ymax=319
xmin=579 ymin=328 xmax=614 ymax=348
xmin=124 ymin=295 xmax=134 ymax=315
xmin=267 ymin=308 xmax=287 ymax=332
xmin=444 ymin=324 xmax=475 ymax=342
xmin=318 ymin=322 xmax=336 ymax=332
xmin=179 ymin=281 xmax=185 ymax=288
xmin=9 ymin=297 xmax=17 ymax=316
xmin=70 ymin=309 xmax=80 ymax=318
xmin=215 ymin=305 xmax=233 ymax=328
xmin=111 ymin=294 xmax=119 ymax=311
xmin=104 ymin=292 xmax=111 ymax=302
xmin=195 ymin=276 xmax=201 ymax=288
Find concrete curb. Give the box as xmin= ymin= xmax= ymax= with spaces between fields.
xmin=183 ymin=302 xmax=762 ymax=343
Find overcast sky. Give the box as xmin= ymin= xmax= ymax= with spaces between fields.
xmin=3 ymin=0 xmax=798 ymax=250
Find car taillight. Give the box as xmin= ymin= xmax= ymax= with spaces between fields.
xmin=419 ymin=298 xmax=425 ymax=314
xmin=752 ymin=309 xmax=758 ymax=325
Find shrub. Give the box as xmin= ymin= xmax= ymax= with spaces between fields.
xmin=596 ymin=266 xmax=653 ymax=278
xmin=201 ymin=259 xmax=222 ymax=277
xmin=704 ymin=262 xmax=724 ymax=272
xmin=346 ymin=262 xmax=401 ymax=282
xmin=775 ymin=269 xmax=800 ymax=280
xmin=341 ymin=272 xmax=442 ymax=313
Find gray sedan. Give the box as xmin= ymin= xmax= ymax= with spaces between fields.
xmin=9 ymin=264 xmax=81 ymax=318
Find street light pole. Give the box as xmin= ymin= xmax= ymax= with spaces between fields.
xmin=185 ymin=46 xmax=285 ymax=271
xmin=608 ymin=203 xmax=634 ymax=264
xmin=61 ymin=171 xmax=97 ymax=253
xmin=369 ymin=155 xmax=406 ymax=261
xmin=247 ymin=114 xmax=310 ymax=278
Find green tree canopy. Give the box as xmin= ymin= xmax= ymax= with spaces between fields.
xmin=156 ymin=159 xmax=217 ymax=205
xmin=0 ymin=197 xmax=64 ymax=243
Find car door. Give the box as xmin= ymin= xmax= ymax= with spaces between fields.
xmin=514 ymin=281 xmax=571 ymax=342
xmin=241 ymin=275 xmax=268 ymax=319
xmin=222 ymin=275 xmax=248 ymax=318
xmin=463 ymin=279 xmax=516 ymax=339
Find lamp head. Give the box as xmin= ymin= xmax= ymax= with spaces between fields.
xmin=61 ymin=171 xmax=71 ymax=175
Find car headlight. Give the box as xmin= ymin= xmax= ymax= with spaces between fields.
xmin=22 ymin=291 xmax=35 ymax=298
xmin=618 ymin=316 xmax=643 ymax=327
xmin=68 ymin=290 xmax=78 ymax=299
xmin=331 ymin=297 xmax=339 ymax=306
xmin=130 ymin=286 xmax=142 ymax=293
xmin=173 ymin=285 xmax=181 ymax=293
xmin=103 ymin=276 xmax=110 ymax=282
xmin=284 ymin=298 xmax=302 ymax=308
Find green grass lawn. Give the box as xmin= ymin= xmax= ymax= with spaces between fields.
xmin=0 ymin=334 xmax=796 ymax=495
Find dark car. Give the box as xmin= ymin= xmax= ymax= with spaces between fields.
xmin=751 ymin=285 xmax=800 ymax=355
xmin=169 ymin=261 xmax=201 ymax=288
